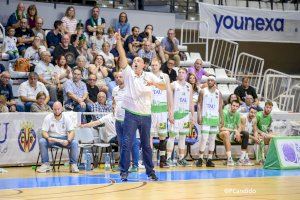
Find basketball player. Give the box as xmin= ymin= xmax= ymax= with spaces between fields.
xmin=197 ymin=75 xmax=223 ymax=167
xmin=150 ymin=58 xmax=174 ymax=168
xmin=166 ymin=67 xmax=194 ymax=167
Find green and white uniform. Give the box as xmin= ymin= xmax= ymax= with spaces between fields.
xmin=256 ymin=111 xmax=272 ymax=133
xmin=217 ymin=109 xmax=241 ymax=142
xmin=201 ymin=88 xmax=220 ymax=134
xmin=151 ymin=72 xmax=168 ymax=137
xmin=169 ymin=81 xmax=191 ymax=137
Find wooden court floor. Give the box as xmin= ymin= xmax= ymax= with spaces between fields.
xmin=1 ymin=164 xmax=300 ymax=200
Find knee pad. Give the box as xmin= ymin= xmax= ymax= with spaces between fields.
xmin=178 ymin=135 xmax=186 ymax=150
xmin=208 ymin=134 xmax=216 ymax=152
xmin=199 ymin=134 xmax=209 ymax=152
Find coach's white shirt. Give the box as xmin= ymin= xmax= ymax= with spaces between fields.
xmin=122 ymin=65 xmax=160 ymax=116
xmin=42 ymin=112 xmax=74 ymax=138
xmin=112 ymin=85 xmax=126 ymax=121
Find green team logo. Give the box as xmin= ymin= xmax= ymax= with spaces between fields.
xmin=183 ymin=122 xmax=190 ymax=129
xmin=159 ymin=122 xmax=166 ymax=130
xmin=174 ymin=109 xmax=189 ymax=119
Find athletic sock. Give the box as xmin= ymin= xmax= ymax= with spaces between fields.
xmin=208 ymin=154 xmax=213 ymax=159
xmin=240 ymin=151 xmax=246 ymax=160
xmin=226 ymin=151 xmax=232 ymax=159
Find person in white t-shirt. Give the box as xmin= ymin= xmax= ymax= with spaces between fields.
xmin=37 ymin=101 xmax=79 ymax=173
xmin=3 ymin=27 xmax=19 ymax=60
xmin=115 ymin=32 xmax=164 ymax=181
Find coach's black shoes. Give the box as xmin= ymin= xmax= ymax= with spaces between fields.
xmin=206 ymin=159 xmax=215 ymax=167
xmin=148 ymin=173 xmax=158 ymax=181
xmin=196 ymin=158 xmax=203 ymax=167
xmin=121 ymin=173 xmax=128 ymax=182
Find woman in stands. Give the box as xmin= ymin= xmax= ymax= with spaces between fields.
xmin=54 ymin=55 xmax=73 ymax=84
xmin=89 ymin=55 xmax=108 ymax=93
xmin=62 ymin=6 xmax=78 ymax=35
xmin=30 ymin=91 xmax=52 ymax=112
xmin=27 ymin=5 xmax=38 ymax=29
xmin=187 ymin=73 xmax=201 ymax=112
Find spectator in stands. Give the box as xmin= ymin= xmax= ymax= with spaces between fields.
xmin=139 ymin=24 xmax=166 ymax=63
xmin=187 ymin=59 xmax=209 ymax=83
xmin=162 ymin=58 xmax=177 ymax=83
xmin=3 ymin=27 xmax=19 ymax=60
xmin=161 ymin=29 xmax=180 ymax=67
xmin=62 ymin=6 xmax=78 ymax=35
xmin=104 ymin=27 xmax=116 ymax=50
xmin=89 ymin=27 xmax=105 ymax=53
xmin=0 ymin=95 xmax=9 ymax=113
xmin=234 ymin=77 xmax=259 ymax=106
xmin=70 ymin=21 xmax=86 ymax=47
xmin=34 ymin=51 xmax=58 ymax=103
xmin=256 ymin=101 xmax=276 ymax=145
xmin=91 ymin=91 xmax=112 ymax=120
xmin=187 ymin=73 xmax=201 ymax=111
xmin=100 ymin=42 xmax=115 ymax=70
xmin=85 ymin=6 xmax=106 ymax=36
xmin=15 ymin=18 xmax=35 ymax=56
xmin=6 ymin=2 xmax=26 ymax=29
xmin=73 ymin=56 xmax=89 ymax=81
xmin=114 ymin=12 xmax=130 ymax=41
xmin=54 ymin=55 xmax=73 ymax=85
xmin=27 ymin=5 xmax=38 ymax=29
xmin=240 ymin=94 xmax=255 ymax=114
xmin=0 ymin=64 xmax=5 ymax=74
xmin=0 ymin=71 xmax=20 ymax=112
xmin=24 ymin=36 xmax=45 ymax=62
xmin=89 ymin=55 xmax=108 ymax=92
xmin=46 ymin=20 xmax=63 ymax=51
xmin=37 ymin=101 xmax=79 ymax=173
xmin=18 ymin=72 xmax=50 ymax=112
xmin=52 ymin=34 xmax=79 ymax=68
xmin=86 ymin=74 xmax=99 ymax=104
xmin=138 ymin=40 xmax=156 ymax=63
xmin=224 ymin=93 xmax=241 ymax=110
xmin=76 ymin=38 xmax=91 ymax=62
xmin=30 ymin=91 xmax=52 ymax=112
xmin=63 ymin=68 xmax=88 ymax=112
xmin=32 ymin=17 xmax=47 ymax=48
xmin=125 ymin=26 xmax=142 ymax=60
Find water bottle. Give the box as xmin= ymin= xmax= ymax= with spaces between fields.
xmin=84 ymin=149 xmax=92 ymax=171
xmin=111 ymin=150 xmax=115 ymax=166
xmin=104 ymin=153 xmax=111 ymax=171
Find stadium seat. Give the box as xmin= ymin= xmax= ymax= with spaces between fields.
xmin=249 ymin=1 xmax=260 ymax=9
xmin=217 ymin=84 xmax=231 ymax=100
xmin=283 ymin=3 xmax=296 ymax=11
xmin=226 ymin=0 xmax=238 ymax=7
xmin=228 ymin=84 xmax=238 ymax=94
xmin=215 ymin=68 xmax=236 ymax=84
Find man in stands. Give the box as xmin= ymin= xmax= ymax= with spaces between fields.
xmin=52 ymin=34 xmax=79 ymax=68
xmin=161 ymin=29 xmax=180 ymax=67
xmin=85 ymin=6 xmax=106 ymax=36
xmin=166 ymin=67 xmax=194 ymax=167
xmin=46 ymin=20 xmax=63 ymax=51
xmin=18 ymin=72 xmax=50 ymax=112
xmin=37 ymin=101 xmax=79 ymax=173
xmin=187 ymin=59 xmax=209 ymax=83
xmin=6 ymin=2 xmax=26 ymax=29
xmin=218 ymin=100 xmax=243 ymax=166
xmin=15 ymin=18 xmax=34 ymax=56
xmin=150 ymin=58 xmax=174 ymax=168
xmin=138 ymin=40 xmax=156 ymax=64
xmin=34 ymin=51 xmax=58 ymax=104
xmin=91 ymin=91 xmax=112 ymax=120
xmin=162 ymin=58 xmax=177 ymax=83
xmin=0 ymin=71 xmax=22 ymax=112
xmin=32 ymin=17 xmax=47 ymax=48
xmin=125 ymin=26 xmax=143 ymax=60
xmin=197 ymin=75 xmax=222 ymax=167
xmin=63 ymin=68 xmax=88 ymax=112
xmin=234 ymin=77 xmax=260 ymax=107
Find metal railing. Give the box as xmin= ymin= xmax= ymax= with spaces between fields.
xmin=180 ymin=20 xmax=209 ymax=61
xmin=260 ymin=69 xmax=292 ymax=111
xmin=209 ymin=38 xmax=239 ymax=77
xmin=234 ymin=52 xmax=264 ymax=92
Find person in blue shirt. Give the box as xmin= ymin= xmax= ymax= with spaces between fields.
xmin=46 ymin=20 xmax=63 ymax=51
xmin=114 ymin=12 xmax=130 ymax=42
xmin=6 ymin=2 xmax=26 ymax=29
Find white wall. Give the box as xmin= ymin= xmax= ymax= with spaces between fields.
xmin=0 ymin=0 xmax=176 ymax=37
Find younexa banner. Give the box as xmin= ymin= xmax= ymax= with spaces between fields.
xmin=198 ymin=3 xmax=300 ymax=43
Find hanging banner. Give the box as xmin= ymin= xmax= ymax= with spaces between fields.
xmin=0 ymin=112 xmax=79 ymax=166
xmin=198 ymin=3 xmax=300 ymax=43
